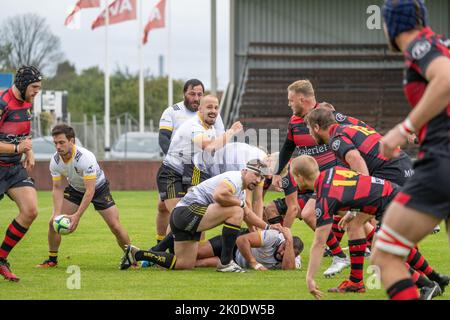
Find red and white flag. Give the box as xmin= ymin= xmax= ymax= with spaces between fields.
xmin=91 ymin=0 xmax=137 ymax=30
xmin=143 ymin=0 xmax=166 ymax=45
xmin=65 ymin=0 xmax=100 ymax=26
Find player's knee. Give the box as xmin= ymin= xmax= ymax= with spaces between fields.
xmin=372 ymin=225 xmax=414 ymax=264
xmin=24 ymin=205 xmax=38 ymax=221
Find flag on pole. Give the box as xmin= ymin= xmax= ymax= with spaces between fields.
xmin=143 ymin=0 xmax=166 ymax=44
xmin=91 ymin=0 xmax=137 ymax=30
xmin=65 ymin=0 xmax=100 ymax=26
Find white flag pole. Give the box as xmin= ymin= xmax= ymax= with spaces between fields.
xmin=104 ymin=0 xmax=111 ymax=158
xmin=138 ymin=0 xmax=145 ymax=132
xmin=167 ymin=0 xmax=173 ymax=107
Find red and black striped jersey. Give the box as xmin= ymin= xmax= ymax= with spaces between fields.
xmin=314 ymin=166 xmax=398 ymax=228
xmin=403 ymin=27 xmax=450 ymax=158
xmin=328 ymin=123 xmax=406 ymax=176
xmin=0 ymin=88 xmax=32 ymax=165
xmin=285 ymin=104 xmax=373 ymax=171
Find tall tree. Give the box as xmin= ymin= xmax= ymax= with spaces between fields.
xmin=0 ymin=13 xmax=63 ymax=74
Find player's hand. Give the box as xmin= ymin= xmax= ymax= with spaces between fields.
xmin=407 ymin=133 xmax=418 ymax=144
xmin=69 ymin=214 xmax=81 ymax=233
xmin=229 ymin=121 xmax=243 ymax=135
xmin=379 ymin=125 xmax=406 ymax=159
xmin=18 ymin=138 xmax=32 ymax=153
xmin=280 ymin=227 xmax=293 ymax=241
xmin=23 ymin=150 xmax=35 ymax=172
xmin=271 ymin=175 xmax=283 ymax=192
xmin=338 ymin=212 xmax=355 ymax=230
xmin=268 ymin=223 xmax=283 ymax=232
xmin=307 ymin=278 xmax=323 ymax=300
xmin=251 ymin=262 xmax=268 ymax=271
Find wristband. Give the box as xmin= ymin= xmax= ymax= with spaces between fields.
xmin=398 ymin=123 xmax=409 ymax=138
xmin=402 ymin=117 xmax=416 ymax=135
xmin=265 ymin=224 xmax=270 ymax=230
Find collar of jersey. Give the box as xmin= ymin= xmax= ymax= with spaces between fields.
xmin=61 ymin=145 xmax=77 ymax=164
xmin=197 ymin=112 xmax=211 ymax=129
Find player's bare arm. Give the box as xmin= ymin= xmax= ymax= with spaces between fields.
xmin=212 ymin=181 xmax=241 ymax=207
xmin=344 ymin=149 xmax=369 ymax=175
xmin=235 ymin=231 xmax=267 ymax=270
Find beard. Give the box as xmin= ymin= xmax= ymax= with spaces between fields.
xmin=185 ymin=98 xmax=199 ymax=112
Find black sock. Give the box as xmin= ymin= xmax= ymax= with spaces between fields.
xmin=415 ymin=274 xmax=434 ymax=288
xmin=49 ymin=251 xmax=58 ymax=263
xmin=220 ymin=223 xmax=241 ymax=265
xmin=151 ymin=232 xmax=174 ymax=254
xmin=135 ymin=250 xmax=177 ymax=270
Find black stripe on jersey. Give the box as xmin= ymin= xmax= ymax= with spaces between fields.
xmin=172 ymin=104 xmax=180 ymax=111
xmin=74 ymin=150 xmax=83 ymax=162
xmin=54 ymin=154 xmax=60 ymax=164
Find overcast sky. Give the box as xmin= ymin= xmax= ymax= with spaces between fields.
xmin=0 ymin=0 xmax=230 ymax=90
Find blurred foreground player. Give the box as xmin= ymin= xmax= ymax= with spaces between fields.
xmin=371 ymin=0 xmax=450 ymax=300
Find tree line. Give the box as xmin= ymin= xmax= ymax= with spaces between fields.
xmin=0 ymin=13 xmax=185 ymax=124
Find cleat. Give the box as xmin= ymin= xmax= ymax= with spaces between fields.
xmin=328 ymin=280 xmax=366 ymax=293
xmin=431 ymin=225 xmax=440 ymax=235
xmin=323 ymin=256 xmax=350 ymax=278
xmin=216 ymin=260 xmax=246 ymax=273
xmin=36 ymin=259 xmax=58 ymax=268
xmin=323 ymin=248 xmax=333 ymax=257
xmin=434 ymin=274 xmax=450 ymax=293
xmin=420 ymin=281 xmax=442 ymax=300
xmin=120 ymin=245 xmax=140 ymax=270
xmin=0 ymin=259 xmax=20 ymax=282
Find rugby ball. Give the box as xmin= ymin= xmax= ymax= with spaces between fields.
xmin=53 ymin=215 xmax=71 ymax=235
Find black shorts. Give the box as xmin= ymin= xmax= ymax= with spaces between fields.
xmin=0 ymin=164 xmax=35 ymax=201
xmin=373 ymin=153 xmax=413 ymax=187
xmin=170 ymin=203 xmax=208 ymax=242
xmin=64 ymin=181 xmax=115 ymax=211
xmin=393 ymin=154 xmax=450 ymax=221
xmin=157 ymin=164 xmax=187 ymax=201
xmin=209 ymin=228 xmax=249 ymax=258
xmin=182 ymin=164 xmax=210 ymax=187
xmin=273 ymin=192 xmax=314 ymax=216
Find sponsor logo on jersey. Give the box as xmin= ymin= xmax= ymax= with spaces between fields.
xmin=331 ymin=140 xmax=341 ymax=152
xmin=315 ymin=208 xmax=322 ymax=219
xmin=281 ymin=177 xmax=290 ymax=189
xmin=411 ymin=40 xmax=431 ymax=60
xmin=297 ymin=144 xmax=329 ymax=156
xmin=335 ymin=113 xmax=347 ymax=122
xmin=371 ymin=177 xmax=385 ymax=185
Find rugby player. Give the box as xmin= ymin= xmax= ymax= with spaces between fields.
xmin=36 ymin=124 xmax=132 ymax=268
xmin=370 ymin=0 xmax=450 ymax=300
xmin=195 ymin=227 xmax=303 ymax=271
xmin=155 ymin=79 xmax=225 ymax=244
xmin=157 ymin=95 xmax=242 ymax=215
xmin=121 ymin=160 xmax=282 ymax=272
xmin=0 ymin=66 xmax=42 ymax=281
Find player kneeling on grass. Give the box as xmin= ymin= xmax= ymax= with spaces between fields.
xmin=36 ymin=124 xmax=132 ymax=268
xmin=121 ymin=159 xmax=282 ymax=272
xmin=195 ymin=227 xmax=303 ymax=271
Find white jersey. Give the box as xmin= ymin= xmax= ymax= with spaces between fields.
xmin=234 ymin=230 xmax=285 ymax=270
xmin=159 ymin=101 xmax=225 ymax=135
xmin=178 ymin=171 xmax=245 ymax=207
xmin=163 ymin=113 xmax=217 ymax=174
xmin=49 ymin=145 xmax=106 ymax=192
xmin=204 ymin=142 xmax=267 ymax=176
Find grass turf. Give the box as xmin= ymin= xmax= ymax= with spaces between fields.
xmin=0 ymin=191 xmax=448 ymax=300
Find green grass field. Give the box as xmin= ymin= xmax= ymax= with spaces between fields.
xmin=0 ymin=191 xmax=448 ymax=300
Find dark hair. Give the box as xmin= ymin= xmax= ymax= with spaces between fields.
xmin=305 ymin=108 xmax=336 ymax=129
xmin=183 ymin=79 xmax=205 ymax=93
xmin=293 ymin=236 xmax=304 ymax=254
xmin=52 ymin=124 xmax=76 ymax=141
